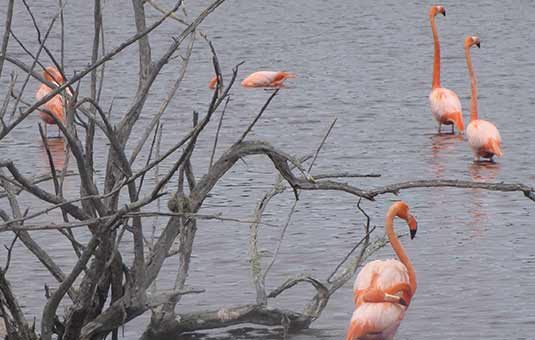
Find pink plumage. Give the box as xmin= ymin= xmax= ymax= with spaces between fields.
xmin=241 ymin=71 xmax=296 ymax=88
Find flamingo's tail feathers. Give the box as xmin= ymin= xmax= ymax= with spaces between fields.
xmin=453 ymin=112 xmax=465 ymax=132
xmin=346 ymin=320 xmax=367 ymax=340
xmin=444 ymin=111 xmax=464 ymax=133
xmin=488 ymin=138 xmax=503 ymax=157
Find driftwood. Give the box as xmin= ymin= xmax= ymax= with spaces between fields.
xmin=0 ymin=1 xmax=534 ymax=340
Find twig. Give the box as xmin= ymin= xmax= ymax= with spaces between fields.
xmin=2 ymin=234 xmax=18 ymax=272
xmin=209 ymin=96 xmax=230 ymax=168
xmin=307 ymin=118 xmax=337 ymax=172
xmin=237 ymin=89 xmax=280 ymax=143
xmin=262 ymin=200 xmax=297 ymax=281
xmin=0 ymin=0 xmax=15 ymax=79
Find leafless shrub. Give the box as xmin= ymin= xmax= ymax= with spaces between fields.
xmin=0 ymin=1 xmax=534 ymax=340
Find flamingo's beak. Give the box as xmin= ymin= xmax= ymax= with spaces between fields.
xmin=408 ymin=214 xmax=417 ymax=239
xmin=399 ymin=298 xmax=408 ymax=306
xmin=476 ymin=42 xmax=480 ymax=48
xmin=442 ymin=10 xmax=446 ymax=16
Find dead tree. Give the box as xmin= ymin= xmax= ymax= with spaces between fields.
xmin=0 ymin=1 xmax=534 ymax=340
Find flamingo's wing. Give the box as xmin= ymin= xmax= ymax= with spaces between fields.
xmin=353 ymin=259 xmax=410 ymax=307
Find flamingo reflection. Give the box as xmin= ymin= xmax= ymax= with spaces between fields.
xmin=40 ymin=138 xmax=67 ymax=170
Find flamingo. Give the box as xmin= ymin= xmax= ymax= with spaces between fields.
xmin=346 ymin=201 xmax=418 ymax=340
xmin=35 ymin=67 xmax=68 ymax=137
xmin=208 ymin=75 xmax=221 ymax=90
xmin=464 ymin=36 xmax=503 ymax=162
xmin=241 ymin=71 xmax=296 ymax=88
xmin=428 ymin=5 xmax=465 ymax=134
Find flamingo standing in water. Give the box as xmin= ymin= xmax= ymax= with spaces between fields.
xmin=428 ymin=5 xmax=464 ymax=134
xmin=241 ymin=71 xmax=296 ymax=88
xmin=35 ymin=67 xmax=68 ymax=137
xmin=464 ymin=36 xmax=503 ymax=162
xmin=346 ymin=201 xmax=418 ymax=340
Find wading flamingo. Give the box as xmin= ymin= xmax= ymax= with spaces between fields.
xmin=464 ymin=36 xmax=503 ymax=162
xmin=428 ymin=5 xmax=464 ymax=134
xmin=35 ymin=67 xmax=68 ymax=137
xmin=346 ymin=201 xmax=418 ymax=340
xmin=241 ymin=71 xmax=296 ymax=88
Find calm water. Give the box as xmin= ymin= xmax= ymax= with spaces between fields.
xmin=1 ymin=1 xmax=534 ymax=339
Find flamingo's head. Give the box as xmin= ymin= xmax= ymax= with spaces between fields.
xmin=391 ymin=201 xmax=418 ymax=239
xmin=43 ymin=67 xmax=64 ymax=85
xmin=465 ymin=36 xmax=481 ymax=49
xmin=430 ymin=5 xmax=446 ymax=18
xmin=209 ymin=75 xmax=220 ymax=90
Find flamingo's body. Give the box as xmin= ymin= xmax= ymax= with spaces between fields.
xmin=35 ymin=67 xmax=67 ymax=137
xmin=428 ymin=5 xmax=464 ymax=134
xmin=347 ymin=202 xmax=418 ymax=340
xmin=464 ymin=36 xmax=503 ymax=161
xmin=241 ymin=71 xmax=296 ymax=88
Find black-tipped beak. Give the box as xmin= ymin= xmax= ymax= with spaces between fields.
xmin=442 ymin=10 xmax=446 ymax=16
xmin=476 ymin=42 xmax=480 ymax=48
xmin=399 ymin=298 xmax=408 ymax=307
xmin=410 ymin=229 xmax=417 ymax=239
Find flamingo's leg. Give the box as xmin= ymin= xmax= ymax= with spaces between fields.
xmin=438 ymin=123 xmax=442 ymax=134
xmin=451 ymin=124 xmax=454 ymax=134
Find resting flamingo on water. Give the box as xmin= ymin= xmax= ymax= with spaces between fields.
xmin=464 ymin=36 xmax=503 ymax=162
xmin=241 ymin=71 xmax=296 ymax=88
xmin=35 ymin=67 xmax=68 ymax=137
xmin=346 ymin=201 xmax=418 ymax=340
xmin=428 ymin=5 xmax=464 ymax=134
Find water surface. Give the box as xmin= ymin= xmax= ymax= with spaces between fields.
xmin=0 ymin=1 xmax=534 ymax=339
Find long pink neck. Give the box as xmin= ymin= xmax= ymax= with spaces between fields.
xmin=430 ymin=16 xmax=441 ymax=89
xmin=465 ymin=46 xmax=478 ymax=122
xmin=386 ymin=208 xmax=416 ymax=294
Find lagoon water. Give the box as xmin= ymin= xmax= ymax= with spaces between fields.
xmin=1 ymin=1 xmax=534 ymax=339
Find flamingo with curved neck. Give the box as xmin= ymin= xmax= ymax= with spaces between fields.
xmin=346 ymin=201 xmax=418 ymax=340
xmin=35 ymin=67 xmax=68 ymax=138
xmin=428 ymin=5 xmax=465 ymax=134
xmin=465 ymin=36 xmax=503 ymax=162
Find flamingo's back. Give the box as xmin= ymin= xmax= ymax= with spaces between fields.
xmin=354 ymin=259 xmax=409 ymax=294
xmin=241 ymin=71 xmax=278 ymax=87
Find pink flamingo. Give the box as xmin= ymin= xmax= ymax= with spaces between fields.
xmin=346 ymin=201 xmax=418 ymax=340
xmin=428 ymin=5 xmax=465 ymax=134
xmin=208 ymin=75 xmax=221 ymax=90
xmin=464 ymin=36 xmax=503 ymax=162
xmin=241 ymin=71 xmax=296 ymax=88
xmin=35 ymin=67 xmax=68 ymax=137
